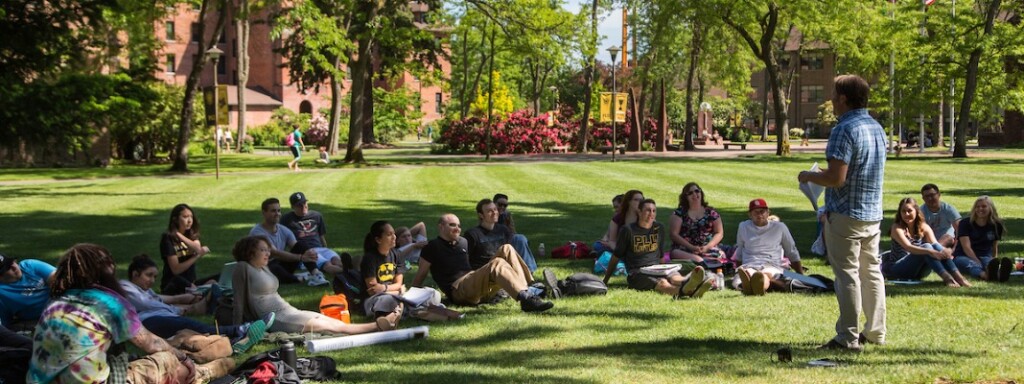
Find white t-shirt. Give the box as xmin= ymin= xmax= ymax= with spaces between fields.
xmin=734 ymin=220 xmax=800 ymax=269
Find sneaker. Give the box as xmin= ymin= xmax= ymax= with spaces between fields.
xmin=520 ymin=295 xmax=554 ymax=313
xmin=749 ymin=272 xmax=767 ymax=296
xmin=307 ymin=272 xmax=330 ymax=287
xmin=232 ymin=316 xmax=270 ymax=354
xmin=818 ymin=338 xmax=863 ymax=352
xmin=985 ymin=259 xmax=1000 ymax=281
xmin=542 ymin=269 xmax=562 ymax=299
xmin=737 ymin=269 xmax=753 ymax=296
xmin=999 ymin=257 xmax=1013 ymax=282
xmin=261 ymin=312 xmax=276 ymax=329
xmin=487 ymin=289 xmax=510 ymax=304
xmin=689 ymin=276 xmax=714 ymax=299
xmin=858 ymin=333 xmax=885 ymax=346
xmin=679 ymin=266 xmax=706 ymax=297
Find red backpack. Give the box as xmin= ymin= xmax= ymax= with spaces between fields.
xmin=550 ymin=241 xmax=592 ymax=259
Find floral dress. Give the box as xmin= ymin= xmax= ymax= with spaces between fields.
xmin=673 ymin=207 xmax=724 ymax=258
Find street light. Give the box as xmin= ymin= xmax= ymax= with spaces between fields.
xmin=206 ymin=46 xmax=223 ymax=180
xmin=607 ymin=45 xmax=620 ymax=162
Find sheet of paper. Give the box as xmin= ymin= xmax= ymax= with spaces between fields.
xmin=799 ymin=162 xmax=824 ymax=210
xmin=398 ymin=287 xmax=435 ymax=306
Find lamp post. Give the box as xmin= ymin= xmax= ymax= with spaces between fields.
xmin=607 ymin=45 xmax=620 ymax=162
xmin=206 ymin=46 xmax=223 ymax=180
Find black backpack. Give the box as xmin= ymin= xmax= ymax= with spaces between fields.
xmin=0 ymin=347 xmax=30 ymax=384
xmin=294 ymin=356 xmax=340 ymax=381
xmin=331 ymin=269 xmax=367 ymax=316
xmin=558 ymin=273 xmax=608 ymax=296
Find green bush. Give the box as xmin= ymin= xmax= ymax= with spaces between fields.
xmin=790 ymin=127 xmax=805 ymax=138
xmin=374 ymin=86 xmax=423 ymax=144
xmin=249 ymin=108 xmax=311 ymax=146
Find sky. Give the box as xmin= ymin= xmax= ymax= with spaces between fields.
xmin=563 ymin=1 xmax=622 ymax=65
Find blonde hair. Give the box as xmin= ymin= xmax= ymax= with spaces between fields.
xmin=970 ymin=196 xmax=1005 ymax=232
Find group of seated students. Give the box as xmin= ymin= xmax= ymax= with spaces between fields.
xmin=0 ymin=183 xmax=1012 ymax=382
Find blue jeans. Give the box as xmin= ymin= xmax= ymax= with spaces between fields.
xmin=954 ymin=254 xmax=993 ymax=278
xmin=511 ymin=234 xmax=537 ymax=273
xmin=885 ymin=243 xmax=957 ymax=280
xmin=142 ymin=316 xmax=245 ymax=340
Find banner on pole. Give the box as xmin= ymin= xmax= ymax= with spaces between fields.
xmin=599 ymin=92 xmax=627 ymax=123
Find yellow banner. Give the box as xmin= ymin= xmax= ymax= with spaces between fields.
xmin=203 ymin=85 xmax=229 ymax=127
xmin=600 ymin=92 xmax=626 ymax=123
xmin=600 ymin=93 xmax=612 ymax=123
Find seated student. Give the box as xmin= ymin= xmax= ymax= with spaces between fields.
xmin=920 ymin=183 xmax=961 ymax=248
xmin=732 ymin=199 xmax=804 ymax=295
xmin=595 ymin=190 xmax=643 ymax=255
xmin=591 ymin=194 xmax=625 ymax=255
xmin=669 ymin=182 xmax=727 ymax=263
xmin=602 ymin=199 xmax=713 ymax=299
xmin=360 ymin=221 xmax=412 ymax=320
xmin=315 ymin=146 xmax=331 ymax=164
xmin=395 ymin=222 xmax=429 ymax=265
xmin=465 ymin=199 xmax=538 ymax=272
xmin=411 ymin=213 xmax=553 ymax=313
xmin=280 ymin=192 xmax=343 ymax=286
xmin=160 ymin=204 xmax=218 ymax=295
xmin=493 ymin=193 xmax=538 ymax=272
xmin=883 ymin=197 xmax=970 ymax=288
xmin=120 ymin=254 xmax=273 ymax=352
xmin=250 ymin=198 xmax=319 ymax=284
xmin=231 ymin=235 xmax=396 ymax=334
xmin=0 ymin=252 xmax=55 ymax=326
xmin=29 ymin=243 xmax=233 ymax=384
xmin=953 ymin=196 xmax=1011 ymax=282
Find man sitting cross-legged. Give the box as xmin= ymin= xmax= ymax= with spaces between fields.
xmin=602 ymin=199 xmax=713 ymax=299
xmin=411 ymin=213 xmax=554 ymax=313
xmin=250 ymin=198 xmax=319 ymax=284
xmin=732 ymin=198 xmax=804 ymax=296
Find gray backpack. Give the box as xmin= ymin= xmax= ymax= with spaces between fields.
xmin=558 ymin=273 xmax=608 ymax=296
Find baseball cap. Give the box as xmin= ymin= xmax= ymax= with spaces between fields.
xmin=289 ymin=192 xmax=308 ymax=206
xmin=0 ymin=253 xmax=15 ymax=275
xmin=748 ymin=198 xmax=769 ymax=211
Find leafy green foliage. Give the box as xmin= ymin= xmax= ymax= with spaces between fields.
xmin=373 ymin=86 xmax=423 ymax=145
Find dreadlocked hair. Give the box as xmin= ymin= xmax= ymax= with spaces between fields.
xmin=51 ymin=243 xmax=125 ymax=297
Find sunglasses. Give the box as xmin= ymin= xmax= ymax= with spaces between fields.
xmin=686 ymin=189 xmax=702 ymax=196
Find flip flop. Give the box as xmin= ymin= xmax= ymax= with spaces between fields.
xmin=232 ymin=318 xmax=268 ymax=354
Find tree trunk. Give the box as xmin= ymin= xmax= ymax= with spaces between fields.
xmin=955 ymin=0 xmax=1001 ymax=158
xmin=766 ymin=60 xmax=789 ymax=155
xmin=459 ymin=28 xmax=470 ymax=118
xmin=235 ymin=0 xmax=249 ymax=152
xmin=578 ymin=0 xmax=597 ymax=153
xmin=327 ymin=58 xmax=342 ymax=155
xmin=361 ymin=61 xmax=375 ymax=144
xmin=484 ymin=27 xmax=496 ymax=160
xmin=683 ymin=23 xmax=701 ymax=151
xmin=657 ymin=80 xmax=666 ymax=152
xmin=170 ymin=0 xmax=227 ymax=172
xmin=344 ymin=35 xmax=373 ymax=163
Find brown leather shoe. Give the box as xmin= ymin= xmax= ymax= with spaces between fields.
xmin=376 ymin=309 xmax=402 ymax=331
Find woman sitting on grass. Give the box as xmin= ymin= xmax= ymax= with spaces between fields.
xmin=232 ymin=235 xmax=397 ymax=334
xmin=120 ymin=254 xmax=274 ymax=353
xmin=953 ymin=196 xmax=1010 ymax=282
xmin=596 ymin=190 xmax=644 ymax=254
xmin=361 ymin=221 xmax=411 ymax=320
xmin=883 ymin=197 xmax=970 ymax=287
xmin=160 ymin=203 xmax=217 ymax=295
xmin=669 ymin=182 xmax=727 ymax=263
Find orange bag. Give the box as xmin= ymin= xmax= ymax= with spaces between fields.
xmin=319 ymin=293 xmax=351 ymax=323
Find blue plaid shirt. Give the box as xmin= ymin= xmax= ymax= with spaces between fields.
xmin=824 ymin=108 xmax=887 ymax=222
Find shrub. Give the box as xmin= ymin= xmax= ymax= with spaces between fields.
xmin=790 ymin=127 xmax=805 ymax=138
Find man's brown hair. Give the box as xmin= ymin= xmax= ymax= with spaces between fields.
xmin=834 ymin=75 xmax=870 ymax=109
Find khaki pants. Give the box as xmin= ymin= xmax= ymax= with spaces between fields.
xmin=824 ymin=212 xmax=887 ymax=346
xmin=127 ymin=351 xmax=187 ymax=384
xmin=168 ymin=329 xmax=232 ymax=364
xmin=452 ymin=244 xmax=534 ymax=305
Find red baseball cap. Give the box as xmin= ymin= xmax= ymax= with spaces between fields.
xmin=749 ymin=198 xmax=769 ymax=211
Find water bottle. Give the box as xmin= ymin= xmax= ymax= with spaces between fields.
xmin=538 ymin=243 xmax=546 ymax=257
xmin=280 ymin=341 xmax=297 ymax=369
xmin=570 ymin=242 xmax=578 ymax=260
xmin=715 ymin=268 xmax=725 ymax=291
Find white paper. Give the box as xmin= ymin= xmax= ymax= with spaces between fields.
xmin=639 ymin=264 xmax=682 ymax=277
xmin=800 ymin=162 xmax=824 ymax=210
xmin=397 ymin=287 xmax=435 ymax=306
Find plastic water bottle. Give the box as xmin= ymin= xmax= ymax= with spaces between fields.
xmin=538 ymin=243 xmax=546 ymax=257
xmin=570 ymin=242 xmax=578 ymax=260
xmin=715 ymin=268 xmax=725 ymax=290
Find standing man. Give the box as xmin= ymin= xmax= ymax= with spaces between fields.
xmin=799 ymin=74 xmax=887 ymax=351
xmin=920 ymin=183 xmax=961 ymax=248
xmin=0 ymin=252 xmax=55 ymax=327
xmin=250 ymin=198 xmax=318 ymax=283
xmin=411 ymin=214 xmax=553 ymax=313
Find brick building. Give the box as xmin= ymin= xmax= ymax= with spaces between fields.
xmin=154 ymin=2 xmax=450 ymax=130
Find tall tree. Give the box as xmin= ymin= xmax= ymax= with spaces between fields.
xmin=170 ymin=0 xmax=229 ymax=172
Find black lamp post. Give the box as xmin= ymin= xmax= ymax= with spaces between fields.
xmin=607 ymin=45 xmax=620 ymax=162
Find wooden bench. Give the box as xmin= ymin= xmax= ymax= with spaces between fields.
xmin=599 ymin=144 xmax=626 ymax=155
xmin=549 ymin=145 xmax=569 ymax=153
xmin=723 ymin=142 xmax=747 ymax=150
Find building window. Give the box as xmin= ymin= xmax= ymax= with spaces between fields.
xmin=165 ymin=54 xmax=176 ymax=73
xmin=801 ymin=53 xmax=825 ymax=70
xmin=191 ymin=23 xmax=200 ymax=43
xmin=435 ymin=93 xmax=442 ymax=114
xmin=800 ymin=85 xmax=824 ymax=104
xmin=165 ymin=21 xmax=175 ymax=41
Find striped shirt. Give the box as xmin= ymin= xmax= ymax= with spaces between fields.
xmin=824 ymin=108 xmax=887 ymax=222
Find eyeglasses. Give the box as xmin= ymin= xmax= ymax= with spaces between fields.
xmin=256 ymin=247 xmax=271 ymax=253
xmin=686 ymin=189 xmax=702 ymax=196
xmin=446 ymin=223 xmax=461 ymax=228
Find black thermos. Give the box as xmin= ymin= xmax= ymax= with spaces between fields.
xmin=280 ymin=341 xmax=297 ymax=369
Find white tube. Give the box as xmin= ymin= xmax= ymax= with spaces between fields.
xmin=304 ymin=326 xmax=429 ymax=353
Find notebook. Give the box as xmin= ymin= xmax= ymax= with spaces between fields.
xmin=640 ymin=264 xmax=682 ymax=277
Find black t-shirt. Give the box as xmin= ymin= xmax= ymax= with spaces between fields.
xmin=160 ymin=232 xmax=197 ymax=291
xmin=953 ymin=220 xmax=1004 ymax=257
xmin=360 ymin=248 xmax=406 ymax=286
xmin=613 ymin=222 xmax=665 ymax=275
xmin=280 ymin=210 xmax=326 ymax=254
xmin=463 ymin=224 xmax=514 ymax=270
xmin=420 ymin=236 xmax=473 ymax=298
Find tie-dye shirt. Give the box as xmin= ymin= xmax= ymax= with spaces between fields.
xmin=28 ymin=285 xmax=141 ymax=384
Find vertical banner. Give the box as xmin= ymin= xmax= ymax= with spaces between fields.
xmin=203 ymin=85 xmax=229 ymax=127
xmin=600 ymin=92 xmax=612 ymax=123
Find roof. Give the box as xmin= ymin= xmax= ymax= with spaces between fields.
xmin=785 ymin=27 xmax=830 ymax=52
xmin=225 ymin=85 xmax=282 ymax=107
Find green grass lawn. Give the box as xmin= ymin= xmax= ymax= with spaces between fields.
xmin=1 ymin=149 xmax=1022 ymax=383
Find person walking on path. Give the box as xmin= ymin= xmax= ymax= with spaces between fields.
xmin=799 ymin=74 xmax=888 ymax=352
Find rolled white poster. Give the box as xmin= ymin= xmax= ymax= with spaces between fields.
xmin=304 ymin=326 xmax=430 ymax=353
